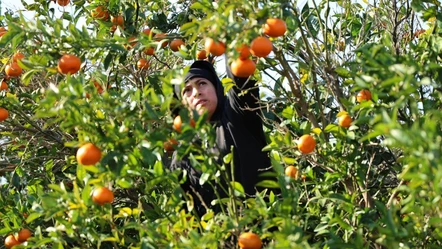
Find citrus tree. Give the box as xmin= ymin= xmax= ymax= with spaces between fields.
xmin=1 ymin=0 xmax=442 ymax=248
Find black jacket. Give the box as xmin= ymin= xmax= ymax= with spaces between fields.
xmin=170 ymin=60 xmax=271 ymax=216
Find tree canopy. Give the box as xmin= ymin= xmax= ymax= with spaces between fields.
xmin=1 ymin=0 xmax=442 ymax=248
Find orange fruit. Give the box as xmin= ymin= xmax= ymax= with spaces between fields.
xmin=238 ymin=232 xmax=262 ymax=249
xmin=142 ymin=28 xmax=151 ymax=36
xmin=356 ymin=89 xmax=372 ymax=102
xmin=144 ymin=46 xmax=155 ymax=55
xmin=58 ymin=54 xmax=81 ymax=74
xmin=237 ymin=44 xmax=251 ymax=59
xmin=0 ymin=27 xmax=7 ymax=37
xmin=76 ymin=143 xmax=102 ymax=166
xmin=250 ymin=36 xmax=273 ymax=57
xmin=110 ymin=25 xmax=118 ymax=33
xmin=1 ymin=80 xmax=8 ymax=91
xmin=12 ymin=52 xmax=25 ymax=62
xmin=111 ymin=15 xmax=124 ymax=26
xmin=91 ymin=6 xmax=109 ymax=21
xmin=154 ymin=33 xmax=169 ymax=48
xmin=92 ymin=187 xmax=114 ymax=205
xmin=57 ymin=0 xmax=70 ymax=6
xmin=263 ymin=18 xmax=287 ymax=37
xmin=163 ymin=138 xmax=178 ymax=152
xmin=5 ymin=63 xmax=22 ymax=77
xmin=0 ymin=108 xmax=9 ymax=122
xmin=231 ymin=58 xmax=256 ymax=78
xmin=338 ymin=114 xmax=352 ymax=128
xmin=4 ymin=235 xmax=20 ymax=249
xmin=196 ymin=50 xmax=207 ymax=60
xmin=205 ymin=38 xmax=225 ymax=56
xmin=126 ymin=36 xmax=138 ymax=49
xmin=93 ymin=81 xmax=104 ymax=94
xmin=173 ymin=115 xmax=195 ymax=133
xmin=169 ymin=39 xmax=185 ymax=52
xmin=137 ymin=59 xmax=149 ymax=70
xmin=16 ymin=228 xmax=32 ymax=242
xmin=285 ymin=166 xmax=298 ymax=180
xmin=297 ymin=134 xmax=316 ymax=154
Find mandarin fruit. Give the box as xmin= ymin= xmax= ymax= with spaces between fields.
xmin=92 ymin=187 xmax=114 ymax=205
xmin=58 ymin=54 xmax=81 ymax=74
xmin=250 ymin=36 xmax=273 ymax=57
xmin=231 ymin=58 xmax=256 ymax=78
xmin=297 ymin=134 xmax=316 ymax=154
xmin=238 ymin=232 xmax=262 ymax=249
xmin=76 ymin=143 xmax=102 ymax=166
xmin=263 ymin=18 xmax=287 ymax=37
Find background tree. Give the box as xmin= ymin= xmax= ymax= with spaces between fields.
xmin=1 ymin=0 xmax=442 ymax=248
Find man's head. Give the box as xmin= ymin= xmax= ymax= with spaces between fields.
xmin=174 ymin=61 xmax=225 ymax=120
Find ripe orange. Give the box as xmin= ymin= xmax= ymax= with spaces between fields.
xmin=57 ymin=0 xmax=70 ymax=6
xmin=91 ymin=6 xmax=109 ymax=21
xmin=93 ymin=81 xmax=104 ymax=94
xmin=250 ymin=36 xmax=273 ymax=57
xmin=58 ymin=54 xmax=81 ymax=74
xmin=92 ymin=187 xmax=114 ymax=205
xmin=231 ymin=58 xmax=256 ymax=78
xmin=137 ymin=59 xmax=149 ymax=70
xmin=196 ymin=50 xmax=207 ymax=60
xmin=1 ymin=80 xmax=8 ymax=91
xmin=338 ymin=114 xmax=352 ymax=128
xmin=5 ymin=63 xmax=22 ymax=77
xmin=111 ymin=15 xmax=124 ymax=26
xmin=4 ymin=235 xmax=20 ymax=249
xmin=205 ymin=38 xmax=226 ymax=56
xmin=12 ymin=52 xmax=25 ymax=62
xmin=76 ymin=143 xmax=102 ymax=166
xmin=142 ymin=28 xmax=151 ymax=36
xmin=238 ymin=232 xmax=262 ymax=249
xmin=169 ymin=39 xmax=185 ymax=52
xmin=297 ymin=134 xmax=316 ymax=154
xmin=126 ymin=36 xmax=138 ymax=49
xmin=144 ymin=47 xmax=155 ymax=55
xmin=0 ymin=108 xmax=9 ymax=122
xmin=163 ymin=138 xmax=178 ymax=152
xmin=356 ymin=89 xmax=372 ymax=102
xmin=237 ymin=44 xmax=251 ymax=59
xmin=154 ymin=33 xmax=169 ymax=48
xmin=110 ymin=25 xmax=118 ymax=33
xmin=263 ymin=18 xmax=287 ymax=38
xmin=0 ymin=27 xmax=7 ymax=37
xmin=285 ymin=165 xmax=298 ymax=180
xmin=16 ymin=228 xmax=32 ymax=242
xmin=173 ymin=115 xmax=195 ymax=133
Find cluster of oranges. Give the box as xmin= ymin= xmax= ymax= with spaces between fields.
xmin=204 ymin=18 xmax=287 ymax=78
xmin=0 ymin=49 xmax=26 ymax=123
xmin=337 ymin=89 xmax=372 ymax=129
xmin=4 ymin=228 xmax=32 ymax=249
xmin=75 ymin=143 xmax=114 ymax=205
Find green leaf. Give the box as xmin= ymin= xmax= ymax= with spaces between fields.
xmin=256 ymin=180 xmax=280 ymax=189
xmin=335 ymin=67 xmax=351 ymax=78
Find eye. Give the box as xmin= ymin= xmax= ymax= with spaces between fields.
xmin=182 ymin=86 xmax=192 ymax=95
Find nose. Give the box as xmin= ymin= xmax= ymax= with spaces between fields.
xmin=191 ymin=87 xmax=200 ymax=98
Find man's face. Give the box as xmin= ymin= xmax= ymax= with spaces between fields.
xmin=181 ymin=77 xmax=218 ymax=119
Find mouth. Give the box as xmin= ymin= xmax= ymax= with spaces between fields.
xmin=194 ymin=100 xmax=207 ymax=108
